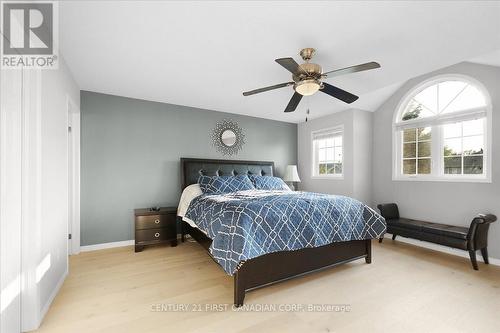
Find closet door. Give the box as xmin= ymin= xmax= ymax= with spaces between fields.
xmin=0 ymin=68 xmax=23 ymax=333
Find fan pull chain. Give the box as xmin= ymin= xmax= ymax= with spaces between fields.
xmin=305 ymin=97 xmax=310 ymax=122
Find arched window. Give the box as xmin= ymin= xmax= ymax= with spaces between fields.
xmin=393 ymin=75 xmax=491 ymax=181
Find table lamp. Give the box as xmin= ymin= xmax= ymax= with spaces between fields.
xmin=283 ymin=165 xmax=301 ymax=191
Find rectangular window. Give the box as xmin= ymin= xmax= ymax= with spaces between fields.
xmin=443 ymin=119 xmax=484 ymax=175
xmin=396 ymin=118 xmax=487 ymax=181
xmin=312 ymin=127 xmax=343 ymax=177
xmin=402 ymin=127 xmax=431 ymax=175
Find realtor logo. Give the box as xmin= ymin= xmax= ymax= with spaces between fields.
xmin=1 ymin=1 xmax=58 ymax=68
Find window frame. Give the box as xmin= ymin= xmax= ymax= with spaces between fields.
xmin=311 ymin=125 xmax=344 ymax=179
xmin=392 ymin=74 xmax=492 ymax=183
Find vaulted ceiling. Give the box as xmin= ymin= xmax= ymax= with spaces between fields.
xmin=60 ymin=1 xmax=500 ymax=123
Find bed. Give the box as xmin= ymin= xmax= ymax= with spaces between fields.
xmin=178 ymin=158 xmax=386 ymax=306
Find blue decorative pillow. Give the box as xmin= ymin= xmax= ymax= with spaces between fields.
xmin=249 ymin=175 xmax=290 ymax=191
xmin=198 ymin=175 xmax=255 ymax=194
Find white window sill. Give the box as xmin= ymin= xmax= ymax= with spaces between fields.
xmin=392 ymin=175 xmax=491 ymax=183
xmin=311 ymin=175 xmax=344 ymax=180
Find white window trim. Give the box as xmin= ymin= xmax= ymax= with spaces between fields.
xmin=392 ymin=74 xmax=492 ymax=183
xmin=312 ymin=174 xmax=344 ymax=180
xmin=311 ymin=125 xmax=344 ymax=179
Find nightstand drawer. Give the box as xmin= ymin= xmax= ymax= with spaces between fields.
xmin=136 ymin=228 xmax=176 ymax=243
xmin=136 ymin=214 xmax=175 ymax=230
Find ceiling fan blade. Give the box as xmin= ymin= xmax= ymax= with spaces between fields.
xmin=320 ymin=83 xmax=359 ymax=104
xmin=284 ymin=92 xmax=303 ymax=112
xmin=323 ymin=61 xmax=380 ymax=78
xmin=275 ymin=57 xmax=307 ymax=75
xmin=243 ymin=82 xmax=293 ymax=96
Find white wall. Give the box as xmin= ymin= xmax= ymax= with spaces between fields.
xmin=297 ymin=108 xmax=373 ymax=204
xmin=353 ymin=111 xmax=373 ymax=204
xmin=372 ymin=62 xmax=500 ymax=259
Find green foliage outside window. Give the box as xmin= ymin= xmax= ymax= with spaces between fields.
xmin=402 ymin=104 xmax=422 ymax=121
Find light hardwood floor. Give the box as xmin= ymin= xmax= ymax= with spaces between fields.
xmin=35 ymin=239 xmax=500 ymax=333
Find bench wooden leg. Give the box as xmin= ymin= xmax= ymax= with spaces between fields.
xmin=469 ymin=250 xmax=479 ymax=270
xmin=481 ymin=248 xmax=489 ymax=265
xmin=392 ymin=234 xmax=397 ymax=241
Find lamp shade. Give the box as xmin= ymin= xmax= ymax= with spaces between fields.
xmin=283 ymin=165 xmax=301 ymax=182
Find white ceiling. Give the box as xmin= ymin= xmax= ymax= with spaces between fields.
xmin=59 ymin=1 xmax=500 ymax=123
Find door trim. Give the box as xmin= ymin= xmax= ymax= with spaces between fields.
xmin=67 ymin=96 xmax=81 ymax=255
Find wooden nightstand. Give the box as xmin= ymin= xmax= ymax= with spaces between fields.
xmin=134 ymin=207 xmax=178 ymax=252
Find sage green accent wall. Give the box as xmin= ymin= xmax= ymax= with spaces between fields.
xmin=81 ymin=91 xmax=297 ymax=246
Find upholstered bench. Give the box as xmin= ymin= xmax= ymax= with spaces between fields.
xmin=377 ymin=203 xmax=497 ymax=270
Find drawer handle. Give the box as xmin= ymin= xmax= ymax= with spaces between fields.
xmin=154 ymin=219 xmax=160 ymax=224
xmin=154 ymin=232 xmax=160 ymax=238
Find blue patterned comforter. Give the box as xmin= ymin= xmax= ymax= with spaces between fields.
xmin=185 ymin=190 xmax=386 ymax=275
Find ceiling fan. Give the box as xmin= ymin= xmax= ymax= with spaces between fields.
xmin=242 ymin=48 xmax=381 ymax=113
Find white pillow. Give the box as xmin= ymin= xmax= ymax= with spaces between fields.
xmin=177 ymin=183 xmax=203 ymax=217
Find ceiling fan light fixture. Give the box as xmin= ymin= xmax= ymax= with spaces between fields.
xmin=242 ymin=48 xmax=380 ymax=112
xmin=294 ymin=79 xmax=320 ymax=96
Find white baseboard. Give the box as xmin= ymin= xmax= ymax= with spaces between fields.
xmin=80 ymin=240 xmax=134 ymax=252
xmin=38 ymin=268 xmax=68 ymax=328
xmin=382 ymin=234 xmax=500 ymax=266
xmin=80 ymin=236 xmax=500 ymax=264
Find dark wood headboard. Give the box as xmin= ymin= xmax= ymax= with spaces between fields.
xmin=180 ymin=158 xmax=274 ymax=189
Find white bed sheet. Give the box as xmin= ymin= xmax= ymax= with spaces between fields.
xmin=177 ymin=183 xmax=203 ymax=229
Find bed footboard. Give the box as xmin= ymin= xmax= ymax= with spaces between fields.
xmin=182 ymin=221 xmax=372 ymax=307
xmin=234 ymin=239 xmax=371 ymax=306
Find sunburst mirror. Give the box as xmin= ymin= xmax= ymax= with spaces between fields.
xmin=211 ymin=119 xmax=245 ymax=156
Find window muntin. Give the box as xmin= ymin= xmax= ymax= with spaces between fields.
xmin=402 ymin=127 xmax=431 ymax=175
xmin=443 ymin=119 xmax=484 ymax=175
xmin=312 ymin=127 xmax=343 ymax=177
xmin=400 ymin=80 xmax=486 ymax=122
xmin=394 ymin=76 xmax=490 ymax=181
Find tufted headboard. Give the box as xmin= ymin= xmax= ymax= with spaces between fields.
xmin=180 ymin=158 xmax=274 ymax=189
